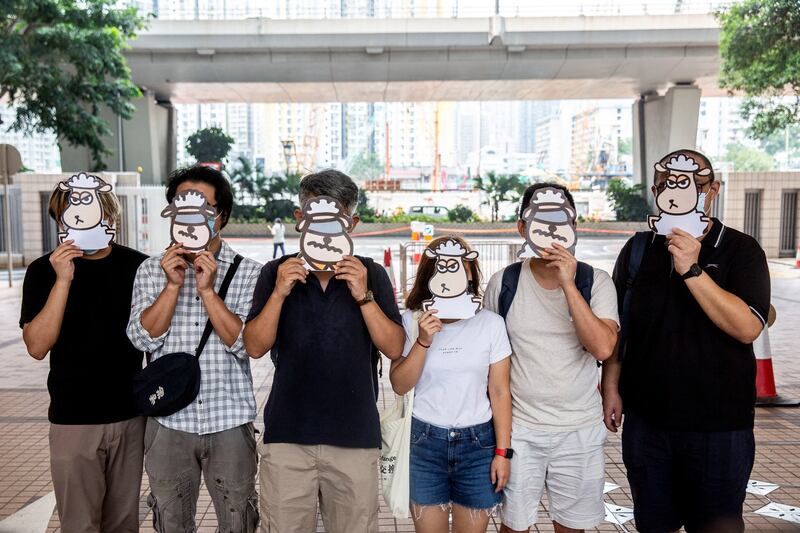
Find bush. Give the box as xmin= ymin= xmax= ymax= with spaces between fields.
xmin=606 ymin=179 xmax=651 ymax=221
xmin=448 ymin=204 xmax=479 ymax=223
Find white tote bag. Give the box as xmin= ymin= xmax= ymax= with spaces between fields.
xmin=379 ymin=312 xmax=419 ymax=519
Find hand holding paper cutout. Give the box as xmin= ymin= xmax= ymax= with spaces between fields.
xmin=421 ymin=238 xmax=482 ymax=320
xmin=49 ymin=240 xmax=83 ymax=283
xmin=274 ymin=257 xmax=309 ymax=299
xmin=161 ymin=189 xmax=217 ymax=252
xmin=194 ymin=251 xmax=219 ymax=295
xmin=666 ymin=227 xmax=702 ymax=276
xmin=518 ymin=187 xmax=577 ymax=259
xmin=542 ymin=243 xmax=579 ymax=288
xmin=160 ymin=244 xmax=189 ymax=288
xmin=335 ymin=255 xmax=369 ymax=301
xmin=417 ymin=310 xmax=443 ymax=346
xmin=296 ymin=196 xmax=354 ymax=271
xmin=648 ymin=151 xmax=711 ymax=238
xmin=56 ymin=172 xmax=116 ymax=251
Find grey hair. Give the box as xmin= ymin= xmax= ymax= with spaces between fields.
xmin=299 ymin=169 xmax=359 ymax=213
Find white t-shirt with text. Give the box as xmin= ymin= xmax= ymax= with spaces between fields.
xmin=401 ymin=309 xmax=512 ymax=428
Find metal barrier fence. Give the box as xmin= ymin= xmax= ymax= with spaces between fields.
xmin=0 ymin=186 xmax=23 ymax=253
xmin=398 ymin=240 xmax=521 ymax=301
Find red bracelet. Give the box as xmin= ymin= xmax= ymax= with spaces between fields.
xmin=416 ymin=338 xmax=431 ymax=349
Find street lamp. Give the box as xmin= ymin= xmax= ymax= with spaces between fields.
xmin=281 ymin=139 xmax=296 ymax=175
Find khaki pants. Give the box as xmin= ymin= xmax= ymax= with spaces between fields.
xmin=49 ymin=417 xmax=146 ymax=533
xmin=258 ymin=442 xmax=379 ymax=533
xmin=144 ymin=419 xmax=259 ymax=533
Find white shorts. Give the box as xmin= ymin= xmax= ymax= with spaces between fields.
xmin=501 ymin=420 xmax=607 ymax=530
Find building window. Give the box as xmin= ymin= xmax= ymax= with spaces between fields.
xmin=743 ymin=190 xmax=762 ymax=243
xmin=779 ymin=190 xmax=798 ymax=258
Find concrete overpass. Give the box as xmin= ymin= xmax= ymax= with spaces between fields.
xmin=62 ymin=14 xmax=723 ymax=188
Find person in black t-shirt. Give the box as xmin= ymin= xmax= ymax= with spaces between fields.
xmin=243 ymin=170 xmax=405 ymax=533
xmin=20 ymin=178 xmax=148 ymax=533
xmin=601 ymin=149 xmax=770 ymax=533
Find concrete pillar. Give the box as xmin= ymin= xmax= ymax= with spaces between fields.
xmin=59 ymin=91 xmax=176 ymax=185
xmin=632 ymin=85 xmax=701 ymax=205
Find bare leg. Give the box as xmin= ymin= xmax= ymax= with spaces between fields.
xmin=553 ymin=521 xmax=582 ymax=533
xmin=451 ymin=504 xmax=492 ymax=533
xmin=411 ymin=504 xmax=450 ymax=533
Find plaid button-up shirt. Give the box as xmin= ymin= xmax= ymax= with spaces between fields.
xmin=127 ymin=240 xmax=262 ymax=435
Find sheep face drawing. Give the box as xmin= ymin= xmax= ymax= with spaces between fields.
xmin=519 ymin=187 xmax=577 ymax=259
xmin=421 ymin=238 xmax=482 ymax=320
xmin=160 ymin=190 xmax=217 ymax=252
xmin=296 ymin=196 xmax=354 ymax=271
xmin=56 ymin=172 xmax=116 ymax=250
xmin=59 ymin=173 xmax=111 ymax=231
xmin=648 ymin=151 xmax=712 ymax=237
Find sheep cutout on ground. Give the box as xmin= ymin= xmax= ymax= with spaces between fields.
xmin=648 ymin=152 xmax=711 ymax=237
xmin=421 ymin=238 xmax=482 ymax=320
xmin=296 ymin=195 xmax=354 ymax=271
xmin=57 ymin=172 xmax=116 ymax=251
xmin=518 ymin=187 xmax=577 ymax=259
xmin=160 ymin=189 xmax=217 ymax=252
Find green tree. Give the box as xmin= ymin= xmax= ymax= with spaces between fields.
xmin=618 ymin=137 xmax=632 ymax=156
xmin=606 ymin=179 xmax=651 ymax=221
xmin=473 ymin=171 xmax=527 ymax=222
xmin=0 ymin=1 xmax=146 ymax=169
xmin=448 ymin=204 xmax=479 ymax=223
xmin=350 ymin=152 xmax=383 ymax=182
xmin=717 ymin=0 xmax=800 ymax=138
xmin=723 ymin=143 xmax=775 ymax=171
xmin=356 ymin=189 xmax=378 ymax=222
xmin=185 ymin=126 xmax=235 ymax=165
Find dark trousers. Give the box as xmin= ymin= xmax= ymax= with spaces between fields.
xmin=273 ymin=243 xmax=285 ymax=258
xmin=622 ymin=411 xmax=754 ymax=533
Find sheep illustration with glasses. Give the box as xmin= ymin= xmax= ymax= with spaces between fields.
xmin=160 ymin=189 xmax=218 ymax=252
xmin=56 ymin=172 xmax=116 ymax=251
xmin=648 ymin=152 xmax=711 ymax=238
xmin=421 ymin=238 xmax=482 ymax=320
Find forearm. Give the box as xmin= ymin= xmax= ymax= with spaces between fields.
xmin=389 ymin=344 xmax=427 ymax=395
xmin=564 ymin=284 xmax=617 ymax=360
xmin=361 ymin=301 xmax=405 ymax=359
xmin=685 ymin=272 xmax=763 ymax=343
xmin=23 ymin=281 xmax=70 ymax=359
xmin=140 ymin=285 xmax=180 ymax=338
xmin=600 ymin=351 xmax=622 ymax=393
xmin=489 ymin=387 xmax=512 ymax=449
xmin=243 ymin=292 xmax=284 ymax=358
xmin=200 ymin=289 xmax=242 ymax=348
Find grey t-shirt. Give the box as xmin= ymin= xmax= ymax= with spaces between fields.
xmin=484 ymin=260 xmax=619 ymax=432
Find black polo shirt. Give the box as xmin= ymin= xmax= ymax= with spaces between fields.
xmin=247 ymin=256 xmax=401 ymax=448
xmin=613 ymin=219 xmax=770 ymax=431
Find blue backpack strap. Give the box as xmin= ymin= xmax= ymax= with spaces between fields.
xmin=618 ymin=231 xmax=651 ymax=362
xmin=498 ymin=262 xmax=523 ymax=320
xmin=575 ymin=261 xmax=594 ymax=306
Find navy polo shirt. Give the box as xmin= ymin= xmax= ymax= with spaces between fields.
xmin=247 ymin=256 xmax=401 ymax=448
xmin=613 ymin=219 xmax=770 ymax=431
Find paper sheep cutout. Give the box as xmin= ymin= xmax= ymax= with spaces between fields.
xmin=421 ymin=238 xmax=482 ymax=320
xmin=648 ymin=152 xmax=711 ymax=237
xmin=518 ymin=187 xmax=577 ymax=259
xmin=296 ymin=195 xmax=354 ymax=271
xmin=57 ymin=172 xmax=116 ymax=251
xmin=160 ymin=189 xmax=217 ymax=252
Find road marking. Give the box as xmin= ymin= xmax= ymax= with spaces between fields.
xmin=0 ymin=491 xmax=56 ymax=533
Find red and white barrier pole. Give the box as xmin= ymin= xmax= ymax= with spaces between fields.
xmin=755 ymin=326 xmax=799 ymax=407
xmin=795 ymin=242 xmax=800 ymax=269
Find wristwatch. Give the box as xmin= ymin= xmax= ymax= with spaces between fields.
xmin=357 ymin=290 xmax=375 ymax=306
xmin=681 ymin=263 xmax=703 ymax=280
xmin=495 ymin=448 xmax=514 ymax=459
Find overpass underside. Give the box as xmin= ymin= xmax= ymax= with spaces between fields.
xmin=61 ymin=14 xmax=720 ymax=189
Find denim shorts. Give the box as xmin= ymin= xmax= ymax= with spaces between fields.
xmin=409 ymin=417 xmax=503 ymax=510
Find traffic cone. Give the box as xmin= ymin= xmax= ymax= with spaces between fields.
xmin=383 ymin=246 xmax=400 ymax=305
xmin=795 ymin=242 xmax=800 ymax=269
xmin=755 ymin=327 xmax=799 ymax=407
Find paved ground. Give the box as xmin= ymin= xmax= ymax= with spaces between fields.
xmin=1 ymin=236 xmax=800 ymax=532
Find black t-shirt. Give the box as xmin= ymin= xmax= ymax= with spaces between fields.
xmin=246 ymin=256 xmax=402 ymax=448
xmin=613 ymin=219 xmax=770 ymax=431
xmin=19 ymin=244 xmax=148 ymax=424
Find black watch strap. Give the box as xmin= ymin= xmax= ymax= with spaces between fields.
xmin=681 ymin=263 xmax=703 ymax=280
